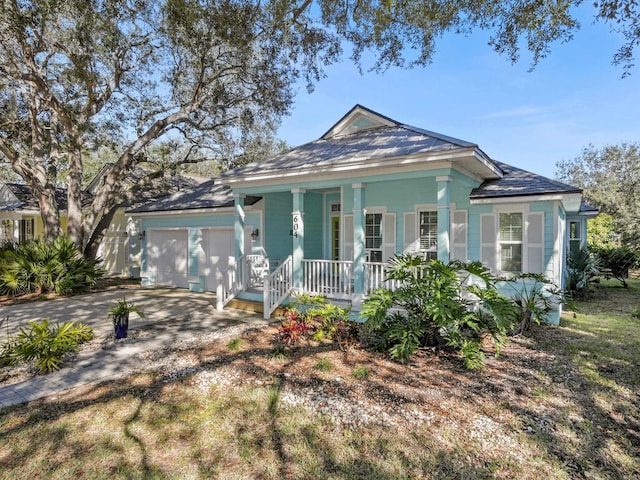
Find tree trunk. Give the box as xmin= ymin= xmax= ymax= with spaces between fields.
xmin=84 ymin=204 xmax=120 ymax=260
xmin=66 ymin=144 xmax=84 ymax=249
xmin=35 ymin=186 xmax=62 ymax=242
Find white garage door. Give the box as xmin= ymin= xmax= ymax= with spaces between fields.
xmin=147 ymin=229 xmax=188 ymax=288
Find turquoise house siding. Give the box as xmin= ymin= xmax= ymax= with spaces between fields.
xmin=304 ymin=192 xmax=323 ymax=259
xmin=263 ymin=192 xmax=293 ymax=263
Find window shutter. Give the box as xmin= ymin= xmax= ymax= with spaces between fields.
xmin=343 ymin=214 xmax=354 ymax=262
xmin=451 ymin=210 xmax=468 ymax=261
xmin=383 ymin=213 xmax=396 ymax=261
xmin=403 ymin=212 xmax=418 ymax=253
xmin=526 ymin=212 xmax=544 ymax=274
xmin=480 ymin=214 xmax=497 ymax=272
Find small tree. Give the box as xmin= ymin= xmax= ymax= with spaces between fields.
xmin=361 ymin=255 xmax=515 ymax=369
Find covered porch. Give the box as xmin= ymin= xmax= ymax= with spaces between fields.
xmin=216 ymin=177 xmax=454 ymax=319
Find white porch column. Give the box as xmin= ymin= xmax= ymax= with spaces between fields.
xmin=352 ymin=183 xmax=366 ymax=298
xmin=234 ymin=194 xmax=246 ymax=260
xmin=13 ymin=218 xmax=20 ymax=242
xmin=292 ymin=188 xmax=305 ymax=291
xmin=436 ymin=176 xmax=452 ymax=262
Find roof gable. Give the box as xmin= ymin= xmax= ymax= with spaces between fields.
xmin=321 ymin=104 xmax=399 ymax=139
xmin=0 ymin=182 xmax=20 ymax=206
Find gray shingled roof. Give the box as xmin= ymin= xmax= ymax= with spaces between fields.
xmin=580 ymin=203 xmax=599 ymax=214
xmin=222 ymin=124 xmax=481 ymax=178
xmin=126 ymin=179 xmax=261 ymax=213
xmin=0 ymin=183 xmax=92 ymax=212
xmin=470 ymin=161 xmax=581 ymax=199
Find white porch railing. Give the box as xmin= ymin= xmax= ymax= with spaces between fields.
xmin=302 ymin=259 xmax=353 ymax=299
xmin=263 ymin=255 xmax=293 ymax=319
xmin=216 ymin=255 xmax=245 ymax=311
xmin=364 ymin=261 xmax=405 ymax=294
xmin=246 ymin=253 xmax=270 ymax=287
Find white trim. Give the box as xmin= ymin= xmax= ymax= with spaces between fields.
xmin=471 ymin=192 xmax=582 ymax=207
xmin=492 ymin=203 xmax=531 ymax=213
xmin=322 ymin=106 xmax=397 ymax=139
xmin=435 ymin=175 xmax=452 ymax=182
xmin=365 ymin=206 xmax=387 ymax=214
xmin=127 ymin=204 xmax=261 ymax=217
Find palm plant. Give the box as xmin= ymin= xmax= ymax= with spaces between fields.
xmin=361 ymin=254 xmax=516 ymax=369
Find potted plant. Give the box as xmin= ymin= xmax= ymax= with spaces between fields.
xmin=109 ymin=297 xmax=145 ymax=339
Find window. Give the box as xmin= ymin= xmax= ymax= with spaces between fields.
xmin=499 ymin=213 xmax=522 ymax=272
xmin=19 ymin=219 xmax=34 ymax=242
xmin=1 ymin=220 xmax=13 ymax=241
xmin=419 ymin=210 xmax=438 ymax=260
xmin=365 ymin=213 xmax=383 ymax=262
xmin=569 ymin=221 xmax=581 ymax=256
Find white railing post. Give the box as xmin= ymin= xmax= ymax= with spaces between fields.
xmin=263 ymin=274 xmax=271 ymax=320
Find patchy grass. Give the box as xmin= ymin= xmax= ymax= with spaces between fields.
xmin=0 ymin=281 xmax=639 ymax=479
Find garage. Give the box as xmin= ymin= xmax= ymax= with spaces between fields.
xmin=147 ymin=229 xmax=189 ymax=288
xmin=201 ymin=227 xmax=252 ymax=292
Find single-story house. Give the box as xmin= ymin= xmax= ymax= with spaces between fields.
xmin=127 ymin=105 xmax=597 ymax=323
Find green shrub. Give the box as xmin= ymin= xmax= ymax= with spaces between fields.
xmin=361 ymin=255 xmax=516 ymax=369
xmin=1 ymin=318 xmax=94 ymax=373
xmin=0 ymin=237 xmax=105 ymax=297
xmin=591 ymin=245 xmax=640 ymax=288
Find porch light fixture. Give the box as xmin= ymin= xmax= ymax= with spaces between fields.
xmin=251 ymin=228 xmax=259 ymax=241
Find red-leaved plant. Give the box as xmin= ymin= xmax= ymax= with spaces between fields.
xmin=277 ymin=309 xmax=309 ymax=347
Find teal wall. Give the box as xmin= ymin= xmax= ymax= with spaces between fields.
xmin=263 ymin=192 xmax=293 ymax=262
xmin=304 ymin=192 xmax=323 ymax=259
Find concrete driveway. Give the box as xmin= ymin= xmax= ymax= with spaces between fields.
xmin=0 ymin=286 xmax=265 ymax=341
xmin=0 ymin=287 xmax=269 ymax=409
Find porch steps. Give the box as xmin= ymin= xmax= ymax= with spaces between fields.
xmin=226 ymin=297 xmax=287 ymax=318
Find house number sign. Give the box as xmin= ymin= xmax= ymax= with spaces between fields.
xmin=292 ymin=214 xmax=300 ymax=238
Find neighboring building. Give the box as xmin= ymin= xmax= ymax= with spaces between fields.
xmin=128 ymin=105 xmax=596 ymax=323
xmin=0 ymin=169 xmax=205 ymax=277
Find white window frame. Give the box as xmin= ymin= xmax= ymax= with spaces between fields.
xmin=417 ymin=209 xmax=438 ymax=260
xmin=569 ymin=220 xmax=581 ymax=255
xmin=365 ymin=211 xmax=384 ymax=263
xmin=499 ymin=212 xmax=524 ymax=273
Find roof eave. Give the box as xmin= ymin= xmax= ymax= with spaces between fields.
xmin=221 ymin=146 xmax=501 ymax=188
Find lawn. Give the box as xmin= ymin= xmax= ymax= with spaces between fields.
xmin=0 ymin=280 xmax=639 ymax=479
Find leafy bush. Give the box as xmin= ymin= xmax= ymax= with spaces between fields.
xmin=591 ymin=245 xmax=640 ymax=288
xmin=361 ymin=255 xmax=516 ymax=368
xmin=1 ymin=318 xmax=94 ymax=373
xmin=0 ymin=237 xmax=105 ymax=297
xmin=505 ymin=274 xmax=561 ymax=336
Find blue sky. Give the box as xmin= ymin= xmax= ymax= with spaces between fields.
xmin=277 ymin=8 xmax=640 ymax=180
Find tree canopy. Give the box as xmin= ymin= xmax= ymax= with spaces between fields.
xmin=556 ymin=143 xmax=640 ymax=248
xmin=1 ymin=0 xmax=640 ymax=257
